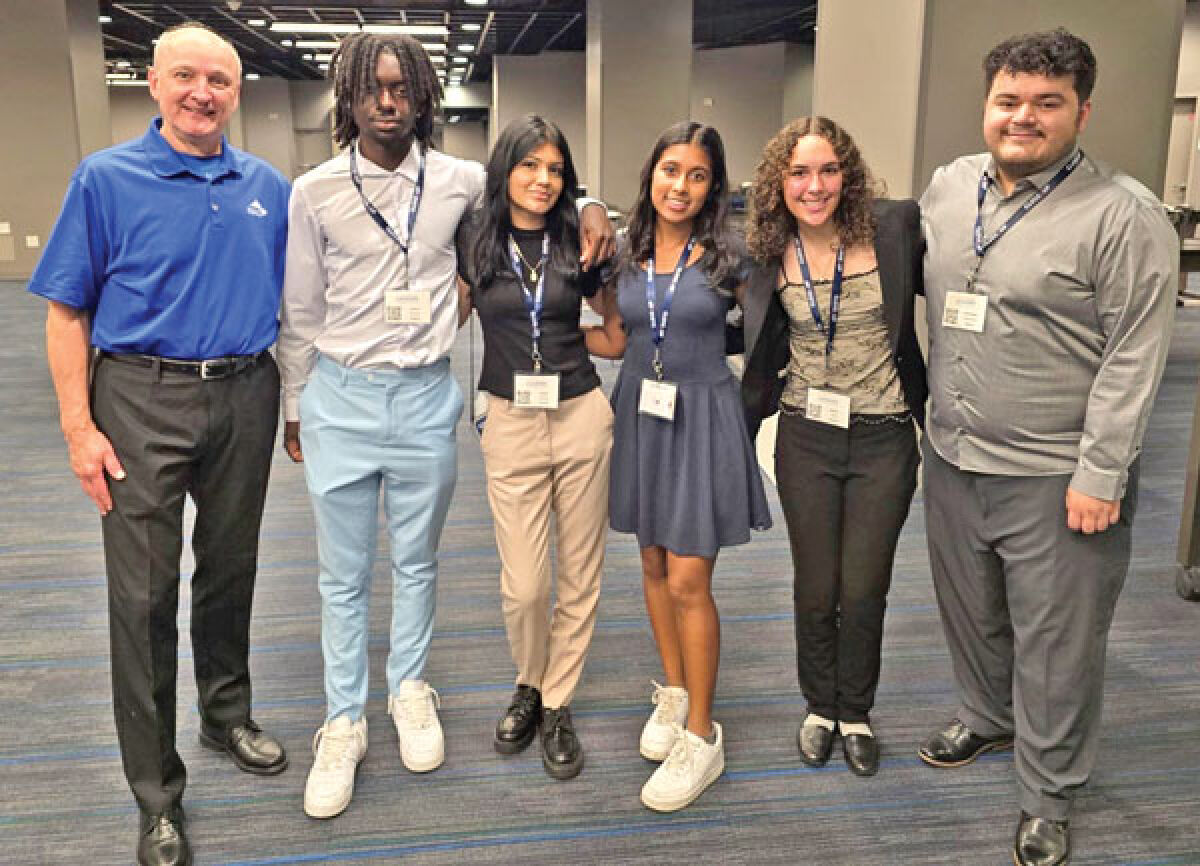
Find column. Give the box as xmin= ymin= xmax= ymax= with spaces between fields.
xmin=586 ymin=0 xmax=692 ymax=209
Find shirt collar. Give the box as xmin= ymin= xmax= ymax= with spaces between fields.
xmin=142 ymin=118 xmax=240 ymax=180
xmin=353 ymin=138 xmax=420 ymax=181
xmin=983 ymin=145 xmax=1082 ymax=195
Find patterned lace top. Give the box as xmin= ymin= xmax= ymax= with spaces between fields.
xmin=778 ymin=267 xmax=907 ymax=416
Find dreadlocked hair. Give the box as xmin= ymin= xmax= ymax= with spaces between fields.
xmin=330 ymin=33 xmax=442 ymax=149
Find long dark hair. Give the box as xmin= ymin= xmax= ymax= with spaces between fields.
xmin=621 ymin=121 xmax=740 ymax=291
xmin=330 ymin=33 xmax=441 ymax=149
xmin=470 ymin=114 xmax=582 ymax=290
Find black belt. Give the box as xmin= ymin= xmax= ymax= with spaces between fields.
xmin=99 ymin=350 xmax=264 ymax=380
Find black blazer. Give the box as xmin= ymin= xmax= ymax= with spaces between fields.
xmin=740 ymin=198 xmax=927 ymax=438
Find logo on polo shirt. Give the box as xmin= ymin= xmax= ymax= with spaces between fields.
xmin=246 ymin=199 xmax=268 ymax=217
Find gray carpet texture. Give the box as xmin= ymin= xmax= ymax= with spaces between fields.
xmin=2 ymin=282 xmax=1198 ymax=865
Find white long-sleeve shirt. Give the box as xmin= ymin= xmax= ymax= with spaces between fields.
xmin=278 ymin=142 xmax=486 ymax=420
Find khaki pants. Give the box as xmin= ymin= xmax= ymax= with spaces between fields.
xmin=480 ymin=386 xmax=613 ymax=709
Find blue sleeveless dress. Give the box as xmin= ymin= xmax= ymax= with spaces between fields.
xmin=609 ymin=259 xmax=772 ymax=557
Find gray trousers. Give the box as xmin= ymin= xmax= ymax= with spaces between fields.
xmin=923 ymin=443 xmax=1137 ymax=820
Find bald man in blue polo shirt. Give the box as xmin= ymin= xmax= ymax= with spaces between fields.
xmin=29 ymin=23 xmax=288 ymax=866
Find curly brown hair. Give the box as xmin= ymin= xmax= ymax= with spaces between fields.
xmin=746 ymin=116 xmax=878 ymax=262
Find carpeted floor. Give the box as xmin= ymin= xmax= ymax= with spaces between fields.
xmin=1 ymin=282 xmax=1197 ymax=865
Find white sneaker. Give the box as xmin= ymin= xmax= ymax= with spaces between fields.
xmin=303 ymin=715 xmax=367 ymax=819
xmin=640 ymin=721 xmax=725 ymax=812
xmin=639 ymin=681 xmax=689 ymax=761
xmin=389 ymin=679 xmax=445 ymax=773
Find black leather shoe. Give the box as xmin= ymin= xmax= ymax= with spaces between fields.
xmin=1013 ymin=811 xmax=1070 ymax=866
xmin=540 ymin=706 xmax=584 ymax=780
xmin=137 ymin=809 xmax=190 ymax=866
xmin=495 ymin=685 xmax=542 ymax=754
xmin=918 ymin=718 xmax=1012 ymax=768
xmin=842 ymin=733 xmax=880 ymax=776
xmin=797 ymin=722 xmax=835 ymax=767
xmin=199 ymin=719 xmax=288 ymax=775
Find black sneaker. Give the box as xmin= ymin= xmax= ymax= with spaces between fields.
xmin=541 ymin=706 xmax=584 ymax=780
xmin=494 ymin=685 xmax=542 ymax=754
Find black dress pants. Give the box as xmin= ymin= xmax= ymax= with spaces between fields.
xmin=91 ymin=353 xmax=279 ymax=816
xmin=775 ymin=412 xmax=918 ymax=723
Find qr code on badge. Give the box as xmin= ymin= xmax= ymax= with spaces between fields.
xmin=944 ymin=307 xmax=958 ymax=326
xmin=517 ymin=390 xmax=531 ymax=403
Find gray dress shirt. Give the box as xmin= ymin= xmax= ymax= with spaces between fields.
xmin=920 ymin=148 xmax=1177 ymax=500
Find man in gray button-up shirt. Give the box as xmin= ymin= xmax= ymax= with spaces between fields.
xmin=917 ymin=28 xmax=1176 ymax=866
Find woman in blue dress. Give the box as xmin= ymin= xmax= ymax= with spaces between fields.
xmin=588 ymin=121 xmax=771 ymax=812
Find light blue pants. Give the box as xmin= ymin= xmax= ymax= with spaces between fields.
xmin=299 ymin=355 xmax=462 ymax=722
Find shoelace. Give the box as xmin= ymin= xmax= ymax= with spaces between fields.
xmin=511 ymin=690 xmax=540 ymax=722
xmin=661 ymin=723 xmax=694 ymax=776
xmin=651 ymin=680 xmax=685 ymax=724
xmin=398 ymin=685 xmax=440 ymax=729
xmin=545 ymin=708 xmax=571 ymax=735
xmin=312 ymin=725 xmax=359 ymax=772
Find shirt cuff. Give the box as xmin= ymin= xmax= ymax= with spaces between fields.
xmin=577 ymin=196 xmax=609 ymax=214
xmin=282 ymin=387 xmax=302 ymax=423
xmin=1069 ymin=463 xmax=1124 ymax=502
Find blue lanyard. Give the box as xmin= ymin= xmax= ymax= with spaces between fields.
xmin=349 ymin=140 xmax=426 ymax=257
xmin=793 ymin=237 xmax=844 ymax=362
xmin=509 ymin=233 xmax=550 ymax=371
xmin=645 ymin=235 xmax=695 ymax=380
xmin=973 ymin=149 xmax=1083 ymax=259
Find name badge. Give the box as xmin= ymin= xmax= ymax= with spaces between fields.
xmin=512 ymin=372 xmax=560 ymax=409
xmin=385 ymin=288 xmax=432 ymax=325
xmin=806 ymin=388 xmax=851 ymax=428
xmin=942 ymin=290 xmax=987 ymax=332
xmin=639 ymin=378 xmax=678 ymax=421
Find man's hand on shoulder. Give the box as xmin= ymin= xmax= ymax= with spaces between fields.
xmin=1065 ymin=487 xmax=1120 ymax=534
xmin=65 ymin=423 xmax=124 ymax=515
xmin=283 ymin=420 xmax=304 ymax=463
xmin=579 ymin=202 xmax=616 ymax=270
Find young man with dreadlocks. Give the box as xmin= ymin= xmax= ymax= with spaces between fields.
xmin=277 ymin=33 xmax=614 ymax=819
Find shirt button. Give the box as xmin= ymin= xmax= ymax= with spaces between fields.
xmin=211 ymin=203 xmax=219 ymax=212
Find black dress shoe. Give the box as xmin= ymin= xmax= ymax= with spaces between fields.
xmin=842 ymin=732 xmax=880 ymax=776
xmin=797 ymin=722 xmax=835 ymax=767
xmin=199 ymin=719 xmax=288 ymax=775
xmin=541 ymin=706 xmax=584 ymax=780
xmin=495 ymin=685 xmax=542 ymax=754
xmin=1013 ymin=811 xmax=1070 ymax=866
xmin=918 ymin=718 xmax=1013 ymax=768
xmin=137 ymin=810 xmax=191 ymax=866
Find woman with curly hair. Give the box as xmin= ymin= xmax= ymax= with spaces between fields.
xmin=741 ymin=116 xmax=927 ymax=776
xmin=591 ymin=121 xmax=771 ymax=811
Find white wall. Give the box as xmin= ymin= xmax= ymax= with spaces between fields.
xmin=1177 ymin=0 xmax=1200 ymax=94
xmin=815 ymin=0 xmax=926 ymax=198
xmin=493 ymin=53 xmax=587 ymax=175
xmin=109 ymin=86 xmax=155 ymax=146
xmin=783 ymin=42 xmax=815 ymax=124
xmin=240 ymin=78 xmax=295 ymax=178
xmin=690 ymin=43 xmax=787 ymax=188
xmin=443 ymin=120 xmax=489 ymax=164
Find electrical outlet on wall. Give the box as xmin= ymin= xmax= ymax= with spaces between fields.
xmin=0 ymin=222 xmax=10 ymax=235
xmin=25 ymin=235 xmax=40 ymax=248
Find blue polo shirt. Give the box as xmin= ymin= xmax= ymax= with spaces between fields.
xmin=28 ymin=119 xmax=290 ymax=359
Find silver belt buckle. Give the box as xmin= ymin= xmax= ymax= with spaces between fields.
xmin=199 ymin=359 xmax=221 ymax=380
